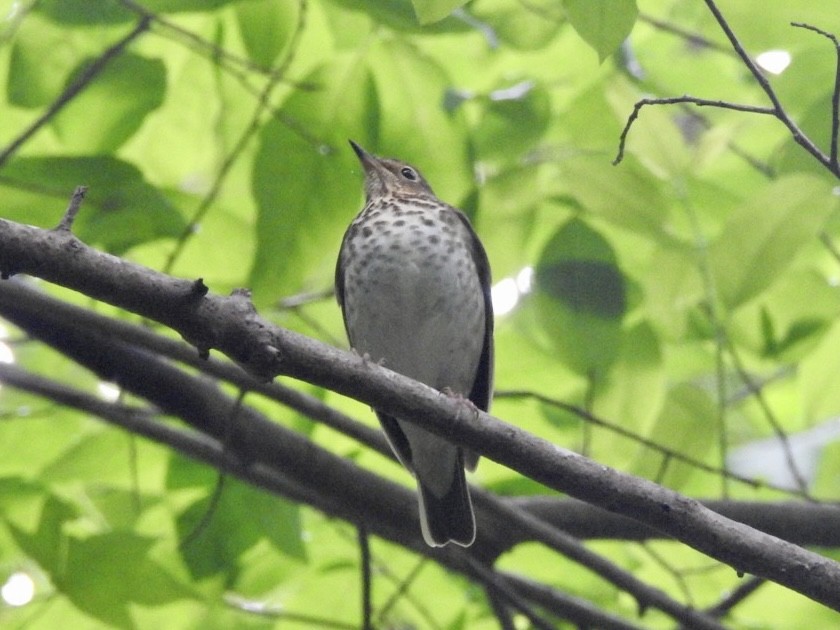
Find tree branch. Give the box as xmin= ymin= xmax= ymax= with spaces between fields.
xmin=3 ymin=216 xmax=840 ymax=610
xmin=0 ymin=279 xmax=727 ymax=629
xmin=614 ymin=2 xmax=840 ymax=177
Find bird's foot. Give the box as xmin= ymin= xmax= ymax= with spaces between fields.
xmin=350 ymin=347 xmax=385 ymax=367
xmin=442 ymin=387 xmax=480 ymax=415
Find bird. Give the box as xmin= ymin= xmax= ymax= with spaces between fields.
xmin=335 ymin=140 xmax=494 ymax=547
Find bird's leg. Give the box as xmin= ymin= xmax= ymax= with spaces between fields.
xmin=350 ymin=347 xmax=386 ymax=367
xmin=441 ymin=387 xmax=480 ymax=415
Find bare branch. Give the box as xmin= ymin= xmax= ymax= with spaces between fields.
xmin=792 ymin=22 xmax=840 ymax=169
xmin=613 ymin=96 xmax=775 ymax=165
xmin=54 ymin=185 xmax=88 ymax=232
xmin=614 ymin=3 xmax=840 ymax=176
xmin=3 ymin=217 xmax=840 ymax=610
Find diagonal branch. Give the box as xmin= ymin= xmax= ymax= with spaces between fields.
xmin=614 ymin=2 xmax=840 ymax=177
xmin=0 ymin=279 xmax=727 ymax=630
xmin=792 ymin=22 xmax=840 ymax=169
xmin=2 ymin=215 xmax=840 ymax=610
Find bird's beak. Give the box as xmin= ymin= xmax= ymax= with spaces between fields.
xmin=349 ymin=140 xmax=390 ymax=198
xmin=349 ymin=140 xmax=378 ymax=172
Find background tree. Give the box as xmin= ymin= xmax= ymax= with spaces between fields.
xmin=1 ymin=0 xmax=840 ymax=628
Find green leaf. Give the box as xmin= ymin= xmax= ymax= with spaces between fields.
xmin=1 ymin=156 xmax=186 ymax=253
xmin=3 ymin=481 xmax=78 ymax=574
xmin=591 ymin=321 xmax=665 ymax=458
xmin=365 ymin=39 xmax=471 ymax=203
xmin=532 ymin=218 xmax=626 ymax=374
xmin=555 ymin=155 xmax=671 ymax=240
xmin=6 ymin=14 xmax=100 ymax=108
xmin=469 ymin=0 xmax=563 ymax=50
xmin=563 ymin=0 xmax=638 ymax=62
xmin=51 ymin=53 xmax=166 ymax=153
xmin=59 ymin=532 xmax=193 ymax=627
xmin=250 ymin=57 xmax=375 ymax=303
xmin=176 ymin=475 xmax=305 ymax=580
xmin=709 ymin=174 xmax=838 ymax=310
xmin=473 ymin=81 xmax=551 ymax=161
xmin=35 ymin=0 xmax=133 ymax=24
xmin=412 ymin=0 xmax=468 ymax=24
xmin=142 ymin=0 xmax=248 ymax=12
xmin=630 ymin=384 xmax=716 ymax=489
xmin=327 ymin=0 xmax=468 ymax=33
xmin=235 ymin=0 xmax=300 ymax=67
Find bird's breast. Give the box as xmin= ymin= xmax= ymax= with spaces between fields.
xmin=339 ymin=201 xmax=486 ymax=390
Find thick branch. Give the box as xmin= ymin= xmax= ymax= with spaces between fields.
xmin=2 ymin=218 xmax=840 ymax=610
xmin=0 ymin=279 xmax=726 ymax=629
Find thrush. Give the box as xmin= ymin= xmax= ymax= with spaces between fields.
xmin=335 ymin=140 xmax=494 ymax=547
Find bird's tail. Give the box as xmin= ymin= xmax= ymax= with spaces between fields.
xmin=416 ymin=454 xmax=475 ymax=547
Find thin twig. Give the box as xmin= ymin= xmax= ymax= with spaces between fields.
xmin=374 ymin=558 xmax=432 ymax=628
xmin=704 ymin=576 xmax=766 ymax=619
xmin=162 ymin=0 xmax=309 ymax=273
xmin=54 ymin=186 xmax=88 ymax=232
xmin=462 ymin=557 xmax=558 ymax=630
xmin=0 ymin=17 xmax=151 ymax=169
xmin=792 ymin=22 xmax=840 ymax=169
xmin=641 ymin=542 xmax=693 ymax=606
xmin=639 ymin=12 xmax=734 ymax=55
xmin=613 ymin=96 xmax=775 ymax=165
xmin=700 ymin=0 xmax=834 ymax=172
xmin=724 ymin=337 xmax=812 ymax=496
xmin=358 ymin=527 xmax=372 ymax=630
xmin=615 ymin=5 xmax=840 ymax=176
xmin=494 ymin=390 xmax=814 ymax=500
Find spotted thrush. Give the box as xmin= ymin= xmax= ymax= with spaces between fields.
xmin=335 ymin=140 xmax=494 ymax=547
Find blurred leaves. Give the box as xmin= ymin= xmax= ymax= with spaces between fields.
xmin=2 ymin=0 xmax=840 ymax=627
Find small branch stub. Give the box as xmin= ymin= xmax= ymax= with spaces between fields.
xmin=55 ymin=186 xmax=89 ymax=232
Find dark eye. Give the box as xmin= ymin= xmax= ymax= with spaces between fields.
xmin=400 ymin=167 xmax=417 ymax=181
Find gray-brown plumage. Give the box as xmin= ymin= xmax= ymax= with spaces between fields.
xmin=335 ymin=140 xmax=494 ymax=547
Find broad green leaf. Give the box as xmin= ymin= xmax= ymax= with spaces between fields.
xmin=59 ymin=532 xmax=193 ymax=627
xmin=175 ymin=473 xmax=305 ymax=580
xmin=4 ymin=483 xmax=78 ymax=574
xmin=800 ymin=321 xmax=840 ymax=421
xmin=469 ymin=0 xmax=563 ymax=50
xmin=473 ymin=81 xmax=551 ymax=161
xmin=250 ymin=57 xmax=375 ymax=304
xmin=142 ymin=0 xmax=248 ymax=11
xmin=35 ymin=0 xmax=133 ymax=24
xmin=556 ymin=154 xmax=671 ymax=241
xmin=40 ymin=428 xmax=137 ymax=487
xmin=365 ymin=38 xmax=471 ymax=204
xmin=642 ymin=246 xmax=703 ymax=341
xmin=563 ymin=0 xmax=638 ymax=62
xmin=6 ymin=14 xmax=101 ymax=107
xmin=729 ymin=270 xmax=840 ymax=361
xmin=235 ymin=0 xmax=300 ymax=67
xmin=591 ymin=321 xmax=665 ymax=466
xmin=51 ymin=53 xmax=166 ymax=154
xmin=709 ymin=174 xmax=837 ymax=310
xmin=630 ymin=384 xmax=716 ymax=490
xmin=1 ymin=156 xmax=186 ymax=253
xmin=531 ymin=218 xmax=626 ymax=374
xmin=412 ymin=0 xmax=467 ymax=24
xmin=328 ymin=0 xmax=468 ymax=32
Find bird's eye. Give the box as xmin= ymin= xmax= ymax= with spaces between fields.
xmin=400 ymin=167 xmax=417 ymax=181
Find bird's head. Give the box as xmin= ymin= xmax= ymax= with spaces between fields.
xmin=349 ymin=140 xmax=435 ymax=201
